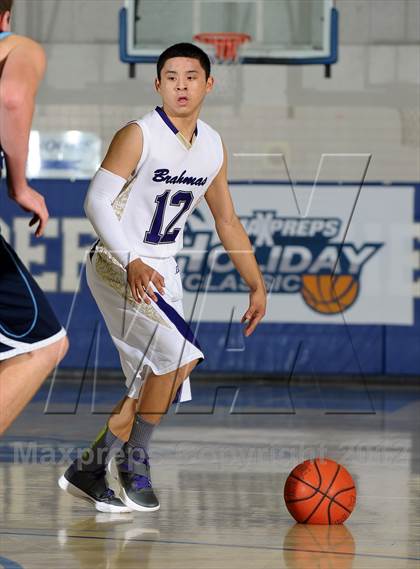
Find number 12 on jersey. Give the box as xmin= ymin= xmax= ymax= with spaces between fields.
xmin=144 ymin=190 xmax=194 ymax=245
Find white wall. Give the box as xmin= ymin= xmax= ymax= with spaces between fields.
xmin=11 ymin=0 xmax=420 ymax=181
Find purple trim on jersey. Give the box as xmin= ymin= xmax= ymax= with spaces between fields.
xmin=154 ymin=291 xmax=202 ymax=352
xmin=155 ymin=106 xmax=198 ymax=137
xmin=155 ymin=106 xmax=178 ymax=135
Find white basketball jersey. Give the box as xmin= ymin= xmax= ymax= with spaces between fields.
xmin=112 ymin=106 xmax=223 ymax=259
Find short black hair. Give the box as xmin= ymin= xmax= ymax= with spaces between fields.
xmin=157 ymin=43 xmax=211 ymax=80
xmin=0 ymin=0 xmax=13 ymax=14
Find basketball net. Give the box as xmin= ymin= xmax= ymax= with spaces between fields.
xmin=193 ymin=32 xmax=251 ymax=64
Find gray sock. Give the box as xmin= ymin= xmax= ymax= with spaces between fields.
xmin=126 ymin=414 xmax=155 ymax=453
xmin=79 ymin=426 xmax=120 ymax=472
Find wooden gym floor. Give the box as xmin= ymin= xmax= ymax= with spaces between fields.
xmin=0 ymin=377 xmax=419 ymax=568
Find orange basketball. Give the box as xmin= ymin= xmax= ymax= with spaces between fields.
xmin=284 ymin=458 xmax=356 ymax=524
xmin=301 ymin=274 xmax=359 ymax=314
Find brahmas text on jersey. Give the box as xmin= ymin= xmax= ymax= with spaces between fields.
xmin=111 ymin=106 xmax=223 ymax=259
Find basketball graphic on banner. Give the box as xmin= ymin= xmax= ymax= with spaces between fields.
xmin=301 ymin=275 xmax=360 ymax=314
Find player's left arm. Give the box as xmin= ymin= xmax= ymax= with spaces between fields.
xmin=205 ymin=143 xmax=266 ymax=337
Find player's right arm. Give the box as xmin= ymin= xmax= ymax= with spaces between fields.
xmin=0 ymin=37 xmax=48 ymax=236
xmin=85 ymin=124 xmax=165 ymax=304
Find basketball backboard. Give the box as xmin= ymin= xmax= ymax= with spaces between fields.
xmin=119 ymin=0 xmax=338 ymax=76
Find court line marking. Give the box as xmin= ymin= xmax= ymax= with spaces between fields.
xmin=1 ymin=530 xmax=419 ymax=563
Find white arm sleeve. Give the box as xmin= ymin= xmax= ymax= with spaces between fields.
xmin=84 ymin=167 xmax=139 ymax=268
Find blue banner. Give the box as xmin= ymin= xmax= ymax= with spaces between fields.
xmin=1 ymin=179 xmax=419 ymax=375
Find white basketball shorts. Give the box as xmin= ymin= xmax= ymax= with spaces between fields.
xmin=86 ymin=243 xmax=204 ymax=402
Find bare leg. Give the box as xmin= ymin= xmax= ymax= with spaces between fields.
xmin=108 ymin=396 xmax=138 ymax=442
xmin=107 ymin=358 xmax=199 ymax=444
xmin=136 ymin=358 xmax=200 ymax=424
xmin=0 ymin=335 xmax=69 ymax=435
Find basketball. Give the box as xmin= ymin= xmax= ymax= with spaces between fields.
xmin=301 ymin=274 xmax=359 ymax=314
xmin=284 ymin=458 xmax=357 ymax=524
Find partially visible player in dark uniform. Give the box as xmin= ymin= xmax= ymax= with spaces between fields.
xmin=0 ymin=0 xmax=69 ymax=434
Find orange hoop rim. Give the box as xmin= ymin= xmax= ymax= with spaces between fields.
xmin=193 ymin=32 xmax=252 ymax=62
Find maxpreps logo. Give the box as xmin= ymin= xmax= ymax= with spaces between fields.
xmin=180 ymin=210 xmax=383 ymax=315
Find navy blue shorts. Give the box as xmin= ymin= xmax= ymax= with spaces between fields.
xmin=0 ymin=234 xmax=65 ymax=360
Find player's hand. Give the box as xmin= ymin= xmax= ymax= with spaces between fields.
xmin=8 ymin=184 xmax=49 ymax=237
xmin=241 ymin=286 xmax=267 ymax=337
xmin=126 ymin=258 xmax=165 ymax=304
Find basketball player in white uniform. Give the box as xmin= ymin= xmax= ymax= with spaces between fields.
xmin=59 ymin=43 xmax=266 ymax=512
xmin=0 ymin=1 xmax=69 ymax=435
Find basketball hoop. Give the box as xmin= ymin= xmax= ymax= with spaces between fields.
xmin=193 ymin=32 xmax=251 ymax=63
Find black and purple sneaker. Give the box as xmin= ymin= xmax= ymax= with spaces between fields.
xmin=58 ymin=461 xmax=132 ymax=513
xmin=112 ymin=446 xmax=160 ymax=512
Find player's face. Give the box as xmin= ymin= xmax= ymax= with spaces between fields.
xmin=155 ymin=57 xmax=214 ymax=116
